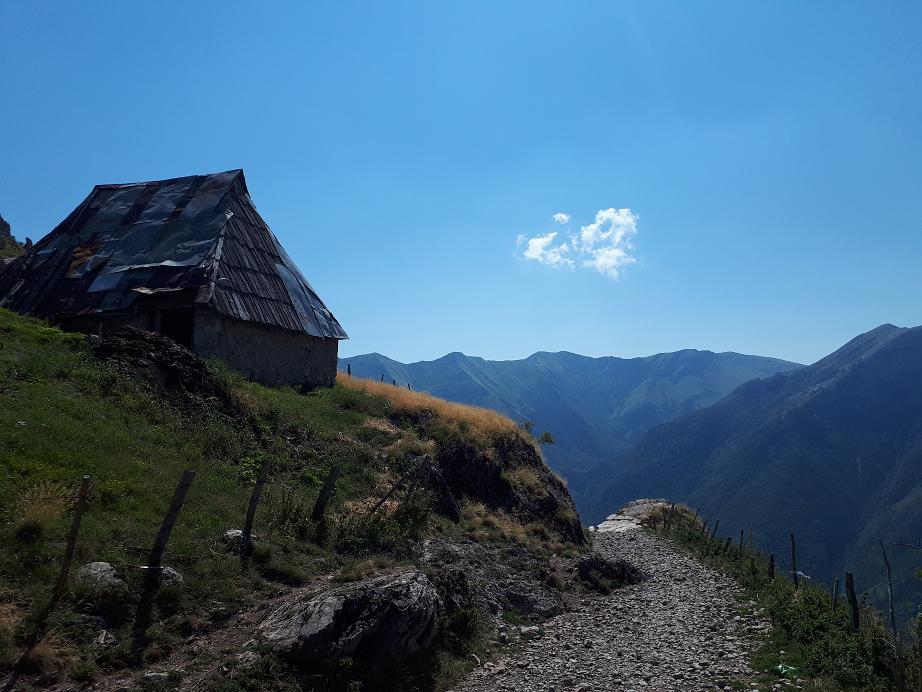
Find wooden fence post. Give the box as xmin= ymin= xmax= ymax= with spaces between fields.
xmin=407 ymin=383 xmax=411 ymax=391
xmin=880 ymin=540 xmax=899 ymax=639
xmin=311 ymin=466 xmax=341 ymax=521
xmin=711 ymin=519 xmax=720 ymax=540
xmin=380 ymin=373 xmax=384 ymax=382
xmin=133 ymin=469 xmax=196 ymax=650
xmin=845 ymin=571 xmax=860 ymax=632
xmin=739 ymin=529 xmax=744 ymax=559
xmin=242 ymin=456 xmax=272 ymax=553
xmin=879 ymin=539 xmax=906 ymax=689
xmin=790 ymin=533 xmax=799 ymax=588
xmin=346 ymin=363 xmax=351 ymax=376
xmin=693 ymin=508 xmax=699 ymax=527
xmin=723 ymin=537 xmax=732 ymax=554
xmin=832 ymin=577 xmax=840 ymax=611
xmin=768 ymin=553 xmax=775 ymax=580
xmin=50 ymin=475 xmax=92 ymax=611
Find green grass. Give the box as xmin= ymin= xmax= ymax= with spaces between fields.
xmin=655 ymin=507 xmax=916 ymax=691
xmin=0 ymin=309 xmax=579 ymax=689
xmin=0 ymin=237 xmax=23 ymax=260
xmin=0 ymin=310 xmax=377 ymax=617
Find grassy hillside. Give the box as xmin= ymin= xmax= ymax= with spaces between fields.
xmin=0 ymin=309 xmax=584 ymax=690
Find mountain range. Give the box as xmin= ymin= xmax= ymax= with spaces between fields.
xmin=342 ymin=324 xmax=922 ymax=618
xmin=339 ymin=349 xmax=801 ymax=512
xmin=592 ymin=323 xmax=922 ymax=618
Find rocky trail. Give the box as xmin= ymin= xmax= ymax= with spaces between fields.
xmin=457 ymin=503 xmax=777 ymax=692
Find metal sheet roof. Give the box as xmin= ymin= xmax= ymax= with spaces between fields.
xmin=0 ymin=170 xmax=347 ymax=340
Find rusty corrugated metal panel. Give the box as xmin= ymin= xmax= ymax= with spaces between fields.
xmin=0 ymin=169 xmax=347 ymax=340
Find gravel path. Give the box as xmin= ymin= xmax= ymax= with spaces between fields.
xmin=457 ymin=505 xmax=772 ymax=692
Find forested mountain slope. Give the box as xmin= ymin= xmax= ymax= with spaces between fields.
xmin=591 ymin=324 xmax=922 ymax=618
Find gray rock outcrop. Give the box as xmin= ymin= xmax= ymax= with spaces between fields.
xmin=160 ymin=566 xmax=184 ymax=585
xmin=259 ymin=569 xmax=440 ymax=667
xmin=77 ymin=562 xmax=127 ymax=593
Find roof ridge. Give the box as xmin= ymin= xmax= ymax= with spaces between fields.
xmin=92 ymin=168 xmax=244 ymax=190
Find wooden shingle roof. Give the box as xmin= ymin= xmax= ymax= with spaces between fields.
xmin=0 ymin=170 xmax=347 ymax=339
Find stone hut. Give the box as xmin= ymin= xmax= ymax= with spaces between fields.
xmin=0 ymin=169 xmax=347 ymax=387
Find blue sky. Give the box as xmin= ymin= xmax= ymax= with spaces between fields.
xmin=2 ymin=2 xmax=920 ymax=365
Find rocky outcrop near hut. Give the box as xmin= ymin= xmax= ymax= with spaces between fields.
xmin=0 ymin=213 xmax=26 ymax=260
xmin=436 ymin=431 xmax=585 ymax=545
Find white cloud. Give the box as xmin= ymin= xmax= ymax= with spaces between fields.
xmin=517 ymin=207 xmax=639 ymax=280
xmin=521 ymin=231 xmax=574 ymax=268
xmin=582 ymin=244 xmax=637 ymax=279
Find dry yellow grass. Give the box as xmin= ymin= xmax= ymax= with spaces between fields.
xmin=337 ymin=373 xmax=520 ymax=442
xmin=505 ymin=466 xmax=549 ymax=498
xmin=383 ymin=435 xmax=436 ymax=459
xmin=0 ymin=595 xmax=21 ymax=639
xmin=21 ymin=628 xmax=74 ymax=674
xmin=362 ymin=417 xmax=403 ymax=435
xmin=17 ymin=480 xmax=72 ymax=524
xmin=460 ymin=501 xmax=573 ymax=554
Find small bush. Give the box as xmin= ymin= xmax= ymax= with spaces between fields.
xmin=12 ymin=480 xmax=72 ymax=543
xmin=335 ymin=492 xmax=433 ymax=556
xmin=439 ymin=606 xmax=482 ymax=657
xmin=70 ymin=659 xmax=99 ymax=683
xmin=251 ymin=543 xmax=274 ymax=565
xmin=155 ymin=585 xmax=183 ymax=617
xmin=19 ymin=629 xmax=74 ymax=675
xmin=257 ymin=559 xmax=307 ymax=586
xmin=12 ymin=518 xmax=44 ymax=544
xmin=505 ymin=467 xmax=548 ymax=499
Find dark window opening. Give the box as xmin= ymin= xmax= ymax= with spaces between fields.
xmin=159 ymin=310 xmax=194 ymax=348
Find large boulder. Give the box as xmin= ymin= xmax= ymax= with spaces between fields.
xmin=258 ymin=570 xmax=440 ymax=667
